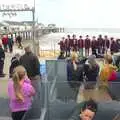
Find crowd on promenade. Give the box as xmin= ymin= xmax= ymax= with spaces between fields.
xmin=0 ymin=33 xmax=120 ymax=120
xmin=0 ymin=34 xmax=23 ymax=77
xmin=1 ymin=44 xmax=41 ymax=120
xmin=58 ymin=34 xmax=120 ymax=57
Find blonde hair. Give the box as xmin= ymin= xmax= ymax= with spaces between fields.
xmin=12 ymin=66 xmax=26 ymax=101
xmin=71 ymin=52 xmax=78 ymax=71
xmin=104 ymin=54 xmax=113 ymax=64
xmin=71 ymin=52 xmax=78 ymax=61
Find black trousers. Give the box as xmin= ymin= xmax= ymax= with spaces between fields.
xmin=12 ymin=111 xmax=26 ymax=120
xmin=0 ymin=60 xmax=4 ymax=75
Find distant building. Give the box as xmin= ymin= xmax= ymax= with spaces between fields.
xmin=48 ymin=24 xmax=56 ymax=29
xmin=0 ymin=21 xmax=60 ymax=36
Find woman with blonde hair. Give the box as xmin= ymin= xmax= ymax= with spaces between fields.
xmin=8 ymin=65 xmax=35 ymax=120
xmin=99 ymin=54 xmax=117 ymax=88
xmin=67 ymin=52 xmax=83 ymax=88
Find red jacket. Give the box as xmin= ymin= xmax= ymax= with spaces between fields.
xmin=73 ymin=39 xmax=78 ymax=46
xmin=91 ymin=40 xmax=97 ymax=49
xmin=2 ymin=37 xmax=8 ymax=45
xmin=78 ymin=39 xmax=84 ymax=48
xmin=85 ymin=38 xmax=91 ymax=49
xmin=65 ymin=39 xmax=70 ymax=49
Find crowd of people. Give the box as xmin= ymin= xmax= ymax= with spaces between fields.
xmin=66 ymin=52 xmax=120 ymax=93
xmin=8 ymin=44 xmax=41 ymax=120
xmin=0 ymin=33 xmax=120 ymax=120
xmin=0 ymin=34 xmax=23 ymax=77
xmin=0 ymin=34 xmax=23 ymax=53
xmin=58 ymin=34 xmax=120 ymax=57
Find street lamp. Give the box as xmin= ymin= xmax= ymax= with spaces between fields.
xmin=32 ymin=0 xmax=36 ymax=54
xmin=0 ymin=3 xmax=36 ymax=54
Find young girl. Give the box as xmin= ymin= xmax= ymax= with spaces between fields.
xmin=8 ymin=65 xmax=35 ymax=120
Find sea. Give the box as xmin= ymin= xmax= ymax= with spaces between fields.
xmin=64 ymin=28 xmax=120 ymax=38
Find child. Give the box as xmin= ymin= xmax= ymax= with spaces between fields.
xmin=9 ymin=53 xmax=20 ymax=78
xmin=8 ymin=65 xmax=35 ymax=120
xmin=79 ymin=99 xmax=98 ymax=120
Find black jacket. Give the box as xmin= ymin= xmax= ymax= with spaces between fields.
xmin=9 ymin=57 xmax=20 ymax=77
xmin=0 ymin=47 xmax=5 ymax=62
xmin=20 ymin=52 xmax=40 ymax=77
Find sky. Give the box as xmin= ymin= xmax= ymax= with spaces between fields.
xmin=0 ymin=0 xmax=120 ymax=28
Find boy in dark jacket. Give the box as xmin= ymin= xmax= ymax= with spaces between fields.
xmin=0 ymin=44 xmax=5 ymax=77
xmin=9 ymin=53 xmax=20 ymax=77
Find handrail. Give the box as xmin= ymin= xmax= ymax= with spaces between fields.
xmin=49 ymin=76 xmax=57 ymax=97
xmin=39 ymin=108 xmax=47 ymax=120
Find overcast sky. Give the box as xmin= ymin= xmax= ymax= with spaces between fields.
xmin=0 ymin=0 xmax=120 ymax=28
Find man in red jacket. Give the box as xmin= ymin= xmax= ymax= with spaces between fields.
xmin=72 ymin=34 xmax=78 ymax=52
xmin=78 ymin=36 xmax=84 ymax=57
xmin=91 ymin=36 xmax=97 ymax=56
xmin=2 ymin=34 xmax=8 ymax=52
xmin=103 ymin=35 xmax=110 ymax=54
xmin=97 ymin=35 xmax=104 ymax=54
xmin=65 ymin=35 xmax=71 ymax=57
xmin=85 ymin=35 xmax=91 ymax=57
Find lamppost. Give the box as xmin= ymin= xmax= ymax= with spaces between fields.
xmin=0 ymin=3 xmax=36 ymax=54
xmin=32 ymin=0 xmax=36 ymax=54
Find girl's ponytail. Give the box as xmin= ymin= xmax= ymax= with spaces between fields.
xmin=12 ymin=71 xmax=24 ymax=101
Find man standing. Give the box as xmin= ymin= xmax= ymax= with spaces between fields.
xmin=72 ymin=34 xmax=78 ymax=52
xmin=91 ymin=36 xmax=97 ymax=56
xmin=85 ymin=35 xmax=91 ymax=57
xmin=103 ymin=35 xmax=110 ymax=54
xmin=16 ymin=35 xmax=22 ymax=49
xmin=20 ymin=44 xmax=41 ymax=95
xmin=97 ymin=35 xmax=104 ymax=54
xmin=65 ymin=35 xmax=71 ymax=57
xmin=78 ymin=36 xmax=84 ymax=57
xmin=0 ymin=44 xmax=5 ymax=77
xmin=2 ymin=34 xmax=8 ymax=52
xmin=58 ymin=37 xmax=65 ymax=53
xmin=110 ymin=37 xmax=118 ymax=54
xmin=8 ymin=34 xmax=14 ymax=53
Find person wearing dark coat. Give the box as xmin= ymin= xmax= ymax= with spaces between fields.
xmin=103 ymin=35 xmax=110 ymax=54
xmin=20 ymin=44 xmax=41 ymax=96
xmin=65 ymin=35 xmax=71 ymax=57
xmin=58 ymin=51 xmax=65 ymax=59
xmin=0 ymin=44 xmax=5 ymax=77
xmin=16 ymin=35 xmax=22 ymax=49
xmin=84 ymin=55 xmax=99 ymax=83
xmin=67 ymin=53 xmax=83 ymax=89
xmin=91 ymin=36 xmax=97 ymax=56
xmin=110 ymin=37 xmax=118 ymax=54
xmin=78 ymin=36 xmax=84 ymax=57
xmin=9 ymin=53 xmax=20 ymax=78
xmin=8 ymin=34 xmax=14 ymax=53
xmin=97 ymin=35 xmax=104 ymax=54
xmin=85 ymin=35 xmax=91 ymax=57
xmin=116 ymin=39 xmax=120 ymax=51
xmin=72 ymin=34 xmax=78 ymax=52
xmin=58 ymin=37 xmax=65 ymax=52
